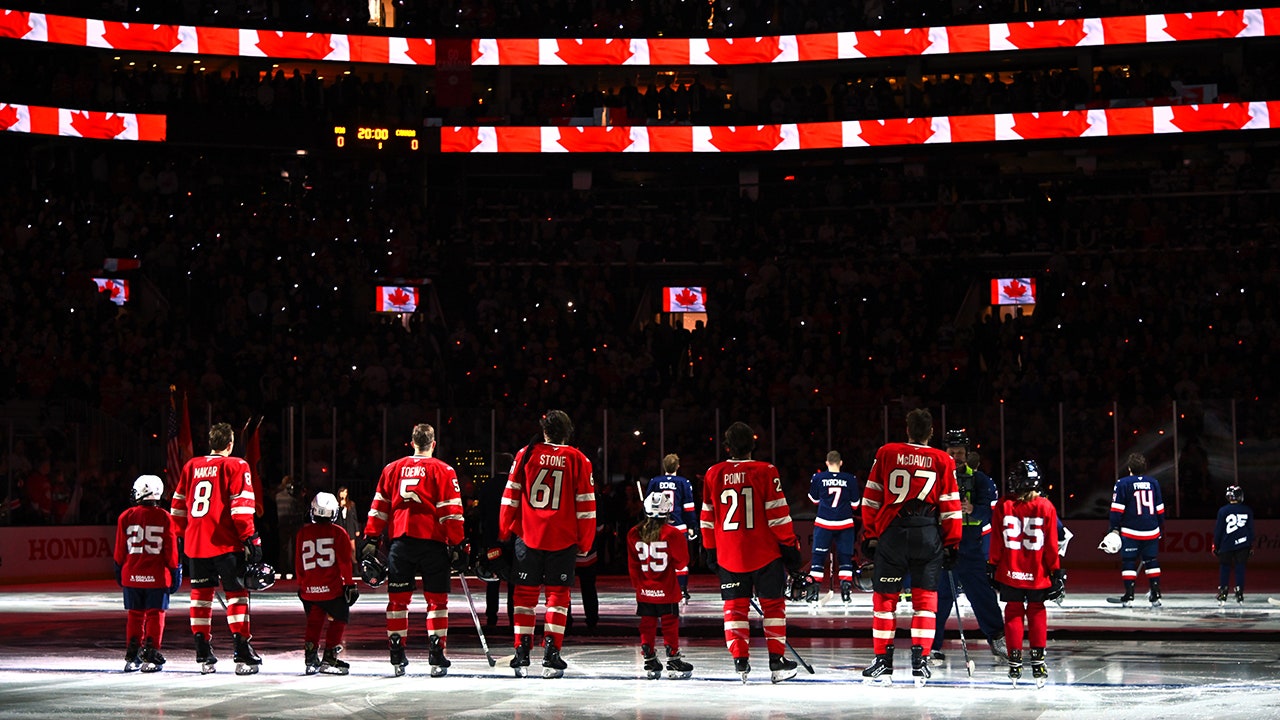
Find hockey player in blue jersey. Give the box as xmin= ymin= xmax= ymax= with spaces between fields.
xmin=1100 ymin=453 xmax=1165 ymax=607
xmin=804 ymin=451 xmax=861 ymax=606
xmin=646 ymin=454 xmax=698 ymax=603
xmin=1213 ymin=485 xmax=1254 ymax=606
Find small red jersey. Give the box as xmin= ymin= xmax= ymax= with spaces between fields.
xmin=699 ymin=458 xmax=798 ymax=574
xmin=989 ymin=493 xmax=1061 ymax=590
xmin=170 ymin=454 xmax=256 ymax=558
xmin=626 ymin=523 xmax=689 ymax=605
xmin=499 ymin=443 xmax=596 ymax=553
xmin=363 ymin=455 xmax=465 ymax=545
xmin=295 ymin=522 xmax=354 ymax=602
xmin=861 ymin=442 xmax=962 ymax=546
xmin=114 ymin=504 xmax=179 ymax=589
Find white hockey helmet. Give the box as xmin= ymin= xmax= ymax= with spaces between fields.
xmin=643 ymin=492 xmax=674 ymax=518
xmin=1098 ymin=530 xmax=1122 ymax=555
xmin=131 ymin=474 xmax=164 ymax=503
xmin=311 ymin=492 xmax=340 ymax=521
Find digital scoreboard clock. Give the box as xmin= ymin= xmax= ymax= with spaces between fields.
xmin=333 ymin=125 xmax=420 ymax=151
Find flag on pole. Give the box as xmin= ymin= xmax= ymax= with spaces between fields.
xmin=166 ymin=386 xmax=192 ymax=481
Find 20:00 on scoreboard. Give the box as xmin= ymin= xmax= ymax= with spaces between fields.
xmin=333 ymin=126 xmax=420 ymax=151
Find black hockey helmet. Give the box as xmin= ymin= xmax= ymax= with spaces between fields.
xmin=360 ymin=554 xmax=388 ymax=588
xmin=944 ymin=429 xmax=970 ymax=448
xmin=1008 ymin=460 xmax=1042 ymax=494
xmin=242 ymin=562 xmax=276 ymax=592
xmin=1226 ymin=485 xmax=1244 ymax=503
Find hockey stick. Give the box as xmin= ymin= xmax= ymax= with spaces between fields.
xmin=748 ymin=597 xmax=814 ymax=674
xmin=947 ymin=570 xmax=976 ymax=677
xmin=457 ymin=573 xmax=497 ymax=667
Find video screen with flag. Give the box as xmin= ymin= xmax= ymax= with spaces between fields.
xmin=92 ymin=277 xmax=129 ymax=305
xmin=663 ymin=286 xmax=706 ymax=312
xmin=990 ymin=278 xmax=1036 ymax=306
xmin=377 ymin=285 xmax=419 ymax=313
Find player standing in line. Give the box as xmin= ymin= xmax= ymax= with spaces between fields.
xmin=296 ymin=492 xmax=359 ymax=675
xmin=1100 ymin=453 xmax=1165 ymax=607
xmin=1213 ymin=485 xmax=1254 ymax=605
xmin=932 ymin=434 xmax=1007 ymax=663
xmin=498 ymin=410 xmax=596 ymax=678
xmin=988 ymin=460 xmax=1063 ymax=688
xmin=627 ymin=492 xmax=694 ymax=680
xmin=170 ymin=422 xmax=264 ymax=675
xmin=114 ymin=474 xmax=181 ymax=673
xmin=859 ymin=408 xmax=961 ymax=687
xmin=804 ymin=451 xmax=861 ymax=608
xmin=646 ymin=454 xmax=698 ymax=604
xmin=360 ymin=423 xmax=466 ymax=677
xmin=700 ymin=421 xmax=804 ymax=684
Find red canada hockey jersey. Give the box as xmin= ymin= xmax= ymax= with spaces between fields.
xmin=700 ymin=458 xmax=799 ymax=574
xmin=860 ymin=442 xmax=962 ymax=546
xmin=170 ymin=454 xmax=256 ymax=558
xmin=363 ymin=455 xmax=465 ymax=545
xmin=626 ymin=523 xmax=689 ymax=605
xmin=499 ymin=443 xmax=596 ymax=553
xmin=295 ymin=522 xmax=354 ymax=602
xmin=113 ymin=504 xmax=179 ymax=589
xmin=989 ymin=493 xmax=1061 ymax=589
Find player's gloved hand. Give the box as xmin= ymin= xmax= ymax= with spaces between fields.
xmin=343 ymin=584 xmax=360 ymax=606
xmin=942 ymin=545 xmax=959 ymax=569
xmin=861 ymin=537 xmax=878 ymax=561
xmin=703 ymin=547 xmax=719 ymax=574
xmin=113 ymin=562 xmax=123 ymax=587
xmin=687 ymin=529 xmax=699 ymax=542
xmin=358 ymin=535 xmax=379 ymax=561
xmin=448 ymin=543 xmax=470 ymax=574
xmin=168 ymin=564 xmax=183 ymax=594
xmin=1046 ymin=569 xmax=1066 ymax=601
xmin=779 ymin=542 xmax=805 ymax=574
xmin=243 ymin=533 xmax=263 ymax=565
xmin=986 ymin=563 xmax=999 ymax=589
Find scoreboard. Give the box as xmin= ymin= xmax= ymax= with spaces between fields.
xmin=333 ymin=125 xmax=420 ymax=151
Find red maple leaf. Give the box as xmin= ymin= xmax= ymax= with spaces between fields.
xmin=852 ymin=29 xmax=929 ymax=58
xmin=101 ymin=22 xmax=181 ymax=52
xmin=555 ymin=38 xmax=633 ymax=65
xmin=857 ymin=118 xmax=934 ymax=146
xmin=98 ymin=280 xmax=120 ymax=299
xmin=404 ymin=38 xmax=435 ymax=65
xmin=0 ymin=104 xmax=18 ymax=131
xmin=1009 ymin=111 xmax=1090 ymax=140
xmin=1169 ymin=104 xmax=1252 ymax=133
xmin=1002 ymin=280 xmax=1028 ymax=298
xmin=0 ymin=10 xmax=32 ymax=39
xmin=441 ymin=127 xmax=483 ymax=152
xmin=1162 ymin=11 xmax=1247 ymax=41
xmin=707 ymin=125 xmax=783 ymax=152
xmin=705 ymin=37 xmax=782 ymax=65
xmin=1005 ymin=20 xmax=1087 ymax=50
xmin=674 ymin=288 xmax=700 ymax=307
xmin=255 ymin=31 xmax=334 ymax=59
xmin=70 ymin=112 xmax=127 ymax=139
xmin=387 ymin=288 xmax=412 ymax=306
xmin=556 ymin=127 xmax=632 ymax=153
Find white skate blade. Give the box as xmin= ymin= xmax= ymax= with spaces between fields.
xmin=667 ymin=669 xmax=692 ymax=679
xmin=862 ymin=674 xmax=892 ymax=685
xmin=305 ymin=665 xmax=319 ymax=675
xmin=914 ymin=675 xmax=927 ymax=688
xmin=235 ymin=663 xmax=259 ymax=676
xmin=429 ymin=666 xmax=448 ymax=678
xmin=739 ymin=671 xmax=749 ymax=684
xmin=393 ymin=664 xmax=407 ymax=677
xmin=645 ymin=669 xmax=661 ymax=680
xmin=321 ymin=665 xmax=349 ymax=675
xmin=1036 ymin=677 xmax=1047 ymax=689
xmin=542 ymin=667 xmax=564 ymax=679
xmin=200 ymin=662 xmax=217 ymax=675
xmin=771 ymin=668 xmax=798 ymax=684
xmin=140 ymin=663 xmax=162 ymax=674
xmin=1268 ymin=597 xmax=1280 ymax=606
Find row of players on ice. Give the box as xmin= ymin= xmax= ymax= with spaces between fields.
xmin=113 ymin=409 xmax=1256 ymax=686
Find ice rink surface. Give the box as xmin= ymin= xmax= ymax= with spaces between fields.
xmin=2 ymin=579 xmax=1279 ymax=720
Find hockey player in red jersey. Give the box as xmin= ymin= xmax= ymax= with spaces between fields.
xmin=170 ymin=422 xmax=263 ymax=675
xmin=498 ymin=410 xmax=596 ymax=678
xmin=988 ymin=460 xmax=1062 ymax=688
xmin=296 ymin=492 xmax=358 ymax=675
xmin=114 ymin=474 xmax=181 ymax=673
xmin=627 ymin=491 xmax=693 ymax=680
xmin=360 ymin=423 xmax=466 ymax=677
xmin=700 ymin=421 xmax=804 ymax=684
xmin=859 ymin=408 xmax=962 ymax=687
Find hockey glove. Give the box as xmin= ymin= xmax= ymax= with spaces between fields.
xmin=168 ymin=564 xmax=183 ymax=594
xmin=687 ymin=528 xmax=699 ymax=543
xmin=113 ymin=562 xmax=123 ymax=587
xmin=860 ymin=537 xmax=878 ymax=561
xmin=358 ymin=535 xmax=380 ymax=561
xmin=986 ymin=563 xmax=999 ymax=589
xmin=1046 ymin=569 xmax=1066 ymax=602
xmin=448 ymin=543 xmax=470 ymax=574
xmin=243 ymin=533 xmax=263 ymax=565
xmin=942 ymin=545 xmax=959 ymax=570
xmin=343 ymin=584 xmax=360 ymax=606
xmin=779 ymin=542 xmax=805 ymax=574
xmin=703 ymin=547 xmax=719 ymax=574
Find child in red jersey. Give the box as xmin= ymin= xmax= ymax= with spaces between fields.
xmin=627 ymin=492 xmax=693 ymax=679
xmin=113 ymin=475 xmax=181 ymax=673
xmin=296 ymin=492 xmax=358 ymax=675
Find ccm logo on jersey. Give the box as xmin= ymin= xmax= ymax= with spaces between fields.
xmin=879 ymin=576 xmax=903 ymax=583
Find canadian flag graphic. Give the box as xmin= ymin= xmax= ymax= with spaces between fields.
xmin=990 ymin=278 xmax=1036 ymax=306
xmin=378 ymin=286 xmax=418 ymax=313
xmin=93 ymin=277 xmax=130 ymax=305
xmin=664 ymin=286 xmax=706 ymax=312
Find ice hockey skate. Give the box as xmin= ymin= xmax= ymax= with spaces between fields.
xmin=665 ymin=646 xmax=693 ymax=679
xmin=139 ymin=640 xmax=165 ymax=673
xmin=805 ymin=580 xmax=820 ymax=613
xmin=320 ymin=646 xmax=349 ymax=675
xmin=510 ymin=635 xmax=532 ymax=678
xmin=1030 ymin=648 xmax=1048 ymax=689
xmin=232 ymin=633 xmax=261 ymax=676
xmin=304 ymin=641 xmax=320 ymax=675
xmin=123 ymin=639 xmax=141 ymax=673
xmin=194 ymin=633 xmax=217 ymax=675
xmin=862 ymin=645 xmax=893 ymax=685
xmin=910 ymin=645 xmax=931 ymax=687
xmin=541 ymin=636 xmax=567 ymax=678
xmin=1148 ymin=583 xmax=1162 ymax=608
xmin=1008 ymin=649 xmax=1023 ymax=686
xmin=733 ymin=656 xmax=750 ymax=684
xmin=1217 ymin=586 xmax=1229 ymax=607
xmin=427 ymin=635 xmax=450 ymax=677
xmin=1235 ymin=587 xmax=1245 ymax=604
xmin=768 ymin=653 xmax=797 ymax=683
xmin=989 ymin=635 xmax=1008 ymax=663
xmin=641 ymin=645 xmax=661 ymax=679
xmin=389 ymin=633 xmax=408 ymax=677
